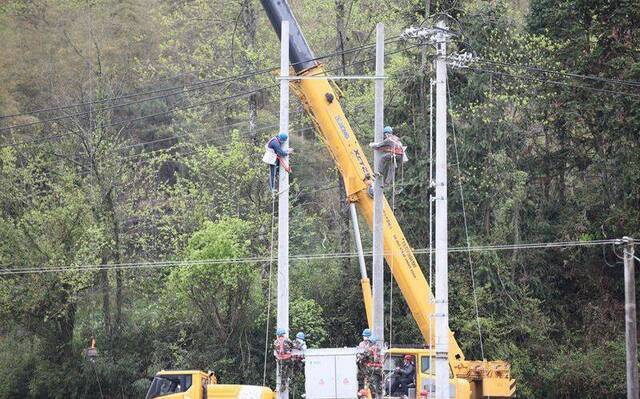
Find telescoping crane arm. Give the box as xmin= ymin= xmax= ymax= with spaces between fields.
xmin=259 ymin=1 xmax=515 ymax=397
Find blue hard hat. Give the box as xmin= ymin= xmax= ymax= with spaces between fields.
xmin=362 ymin=328 xmax=372 ymax=337
xmin=296 ymin=332 xmax=305 ymax=340
xmin=383 ymin=126 xmax=393 ymax=134
xmin=278 ymin=132 xmax=288 ymax=142
xmin=276 ymin=328 xmax=286 ymax=336
xmin=370 ymin=334 xmax=378 ymax=341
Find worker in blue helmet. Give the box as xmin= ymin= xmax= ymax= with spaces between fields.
xmin=357 ymin=328 xmax=383 ymax=395
xmin=273 ymin=327 xmax=294 ymax=391
xmin=291 ymin=331 xmax=307 ymax=376
xmin=263 ymin=132 xmax=294 ymax=194
xmin=293 ymin=331 xmax=307 ymax=351
xmin=369 ymin=125 xmax=407 ymax=188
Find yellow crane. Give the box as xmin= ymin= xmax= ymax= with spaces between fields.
xmin=146 ymin=2 xmax=515 ymax=398
xmin=260 ymin=0 xmax=516 ymax=397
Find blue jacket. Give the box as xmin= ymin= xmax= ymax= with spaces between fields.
xmin=268 ymin=137 xmax=288 ymax=157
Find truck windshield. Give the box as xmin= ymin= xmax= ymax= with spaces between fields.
xmin=145 ymin=374 xmax=192 ymax=399
xmin=383 ymin=355 xmax=405 ymax=373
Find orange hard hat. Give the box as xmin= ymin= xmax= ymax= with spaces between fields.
xmin=404 ymin=354 xmax=414 ymax=361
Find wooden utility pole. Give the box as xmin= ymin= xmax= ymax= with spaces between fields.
xmin=623 ymin=237 xmax=638 ymax=399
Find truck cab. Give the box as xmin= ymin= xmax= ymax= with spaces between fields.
xmin=145 ymin=370 xmax=275 ymax=399
xmin=385 ymin=348 xmax=471 ymax=399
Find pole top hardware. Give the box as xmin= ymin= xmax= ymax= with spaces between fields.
xmin=448 ymin=51 xmax=475 ymax=69
xmin=401 ymin=24 xmax=453 ymax=45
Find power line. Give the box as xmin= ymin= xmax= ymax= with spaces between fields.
xmin=123 ymin=125 xmax=315 ymax=161
xmin=468 ymin=58 xmax=640 ymax=89
xmin=0 ymin=84 xmax=277 ymax=149
xmin=1 ymin=42 xmax=418 ymax=150
xmin=460 ymin=66 xmax=640 ymax=99
xmin=121 ymin=100 xmax=373 ymax=160
xmin=447 ymin=77 xmax=484 ymax=359
xmin=0 ymin=239 xmax=621 ymax=275
xmin=0 ymin=36 xmax=403 ymax=123
xmin=0 ymin=72 xmax=270 ymax=132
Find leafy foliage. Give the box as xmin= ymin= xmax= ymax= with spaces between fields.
xmin=0 ymin=0 xmax=638 ymax=398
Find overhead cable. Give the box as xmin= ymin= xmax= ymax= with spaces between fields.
xmin=1 ymin=43 xmax=418 ymax=149
xmin=462 ymin=66 xmax=640 ymax=99
xmin=469 ymin=58 xmax=640 ymax=89
xmin=0 ymin=36 xmax=402 ymax=122
xmin=0 ymin=239 xmax=622 ymax=275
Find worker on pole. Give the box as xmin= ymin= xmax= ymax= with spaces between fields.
xmin=369 ymin=126 xmax=406 ymax=187
xmin=263 ymin=132 xmax=293 ymax=194
xmin=273 ymin=328 xmax=294 ymax=391
xmin=293 ymin=331 xmax=307 ymax=351
xmin=292 ymin=331 xmax=307 ymax=374
xmin=357 ymin=329 xmax=383 ymax=396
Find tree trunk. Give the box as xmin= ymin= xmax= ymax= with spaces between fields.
xmin=543 ymin=126 xmax=550 ymax=201
xmin=241 ymin=0 xmax=259 ymax=145
xmin=511 ymin=203 xmax=520 ymax=280
xmin=419 ymin=1 xmax=430 ymax=156
xmin=105 ymin=189 xmax=123 ymax=332
xmin=335 ymin=1 xmax=351 ymax=271
xmin=335 ymin=0 xmax=347 ymax=75
xmin=100 ymin=268 xmax=111 ymax=340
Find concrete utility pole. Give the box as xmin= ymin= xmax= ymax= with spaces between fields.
xmin=623 ymin=237 xmax=638 ymax=399
xmin=276 ymin=20 xmax=290 ymax=399
xmin=372 ymin=22 xmax=385 ymax=352
xmin=433 ymin=20 xmax=450 ymax=399
xmin=371 ymin=22 xmax=385 ymax=399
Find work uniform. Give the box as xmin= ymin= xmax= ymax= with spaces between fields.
xmin=273 ymin=336 xmax=294 ymax=391
xmin=389 ymin=360 xmax=416 ymax=395
xmin=264 ymin=137 xmax=290 ymax=192
xmin=356 ymin=339 xmax=383 ymax=395
xmin=371 ymin=134 xmax=405 ymax=186
xmin=291 ymin=338 xmax=307 ymax=374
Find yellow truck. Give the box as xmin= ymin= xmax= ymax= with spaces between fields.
xmin=145 ymin=370 xmax=275 ymax=399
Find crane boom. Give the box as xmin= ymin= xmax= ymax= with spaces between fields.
xmin=260 ymin=0 xmax=464 ymax=365
xmin=259 ymin=1 xmax=515 ymax=396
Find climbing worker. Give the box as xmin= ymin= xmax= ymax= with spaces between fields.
xmin=356 ymin=329 xmax=383 ymax=396
xmin=293 ymin=331 xmax=307 ymax=351
xmin=365 ymin=334 xmax=384 ymax=396
xmin=389 ymin=354 xmax=416 ymax=396
xmin=357 ymin=328 xmax=372 ymax=350
xmin=273 ymin=327 xmax=294 ymax=392
xmin=263 ymin=132 xmax=293 ymax=194
xmin=291 ymin=331 xmax=307 ymax=374
xmin=369 ymin=126 xmax=407 ymax=187
xmin=356 ymin=329 xmax=373 ymax=388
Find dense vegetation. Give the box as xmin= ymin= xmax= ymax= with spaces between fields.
xmin=0 ymin=0 xmax=638 ymax=397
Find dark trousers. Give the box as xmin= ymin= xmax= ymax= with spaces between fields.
xmin=269 ymin=162 xmax=280 ymax=191
xmin=390 ymin=377 xmax=412 ymax=395
xmin=379 ymin=153 xmax=403 ymax=186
